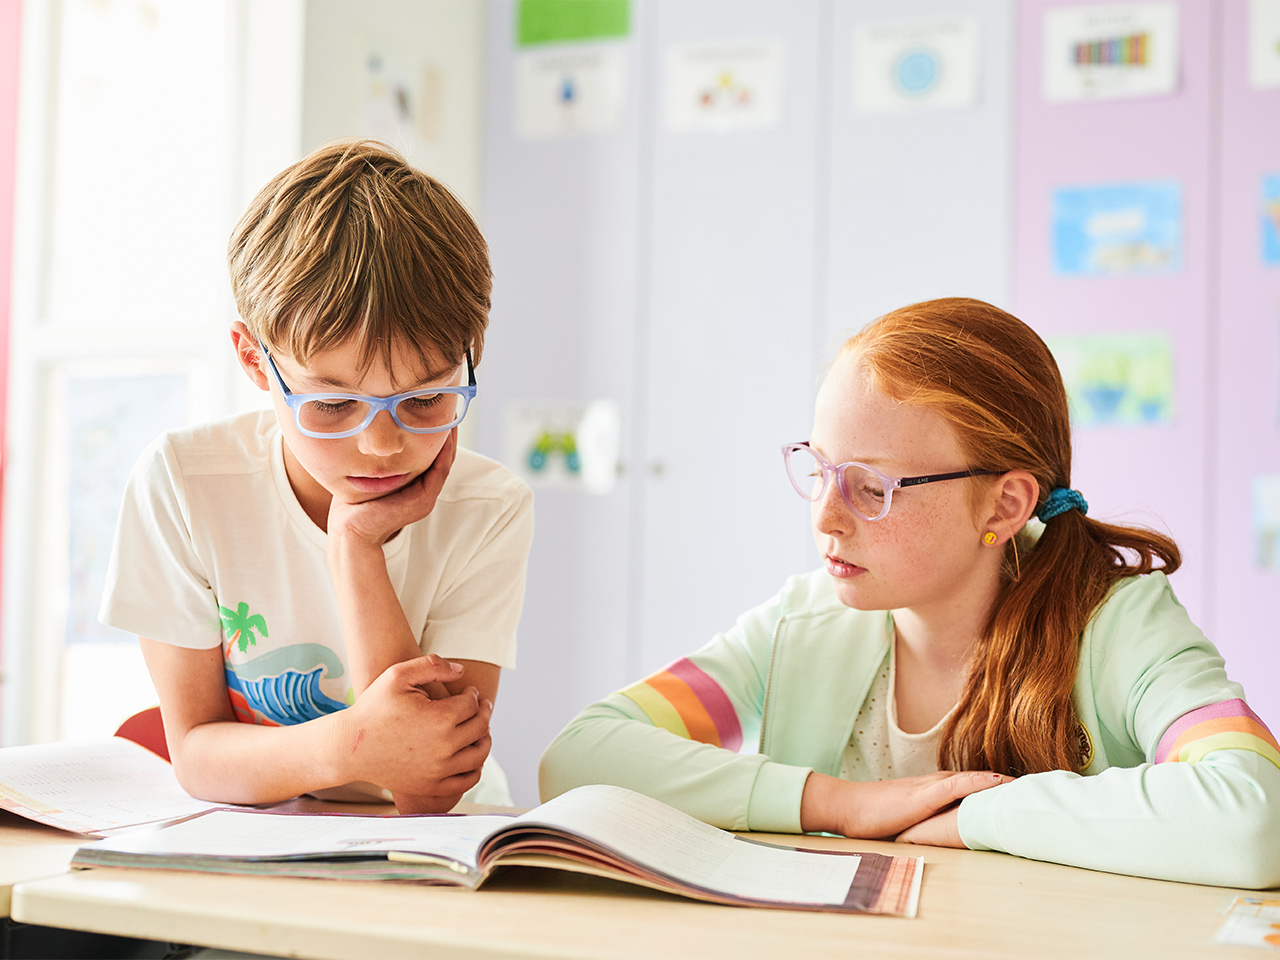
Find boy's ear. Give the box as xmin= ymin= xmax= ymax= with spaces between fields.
xmin=982 ymin=470 xmax=1039 ymax=545
xmin=230 ymin=321 xmax=269 ymax=392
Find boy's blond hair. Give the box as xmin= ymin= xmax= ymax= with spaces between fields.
xmin=227 ymin=138 xmax=490 ymax=372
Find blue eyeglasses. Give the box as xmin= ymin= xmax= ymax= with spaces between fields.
xmin=257 ymin=339 xmax=476 ymax=439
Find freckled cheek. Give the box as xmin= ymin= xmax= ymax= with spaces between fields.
xmin=289 ymin=431 xmax=356 ymax=479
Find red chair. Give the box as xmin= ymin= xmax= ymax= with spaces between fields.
xmin=114 ymin=706 xmax=171 ymax=762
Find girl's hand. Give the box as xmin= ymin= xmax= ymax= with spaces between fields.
xmin=896 ymin=805 xmax=964 ymax=847
xmin=327 ymin=429 xmax=458 ymax=547
xmin=800 ymin=770 xmax=1011 ymax=839
xmin=339 ymin=655 xmax=492 ymax=805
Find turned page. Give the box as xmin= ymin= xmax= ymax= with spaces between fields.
xmin=500 ymin=784 xmax=862 ymax=906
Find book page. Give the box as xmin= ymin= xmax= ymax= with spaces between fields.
xmin=504 ymin=784 xmax=860 ymax=906
xmin=0 ymin=738 xmax=218 ymax=834
xmin=85 ymin=809 xmax=513 ymax=873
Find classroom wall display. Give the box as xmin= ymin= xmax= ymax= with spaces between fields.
xmin=360 ymin=52 xmax=444 ymax=155
xmin=517 ymin=0 xmax=629 ymax=46
xmin=501 ymin=399 xmax=621 ymax=493
xmin=664 ymin=38 xmax=785 ymax=134
xmin=1253 ymin=475 xmax=1280 ymax=571
xmin=514 ymin=46 xmax=628 ymax=139
xmin=1047 ymin=332 xmax=1174 ymax=428
xmin=851 ymin=16 xmax=981 ymax=114
xmin=1042 ymin=2 xmax=1179 ymax=102
xmin=1248 ymin=0 xmax=1280 ymax=88
xmin=1014 ymin=0 xmax=1213 ymax=636
xmin=477 ymin=0 xmax=1280 ymax=797
xmin=514 ymin=0 xmax=630 ymax=140
xmin=1051 ymin=180 xmax=1183 ymax=276
xmin=502 ymin=401 xmax=585 ymax=487
xmin=1264 ymin=174 xmax=1280 ymax=264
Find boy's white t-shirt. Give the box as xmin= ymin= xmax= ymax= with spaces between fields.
xmin=100 ymin=410 xmax=533 ymax=801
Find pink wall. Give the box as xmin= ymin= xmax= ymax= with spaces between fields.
xmin=0 ymin=0 xmax=21 ymax=684
xmin=1012 ymin=0 xmax=1215 ymax=631
xmin=1214 ymin=2 xmax=1280 ymax=729
xmin=1013 ymin=1 xmax=1279 ymax=727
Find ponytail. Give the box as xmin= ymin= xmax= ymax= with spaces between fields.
xmin=940 ymin=510 xmax=1180 ymax=775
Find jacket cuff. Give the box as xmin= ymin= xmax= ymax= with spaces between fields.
xmin=957 ymin=789 xmax=1001 ymax=851
xmin=746 ymin=761 xmax=811 ymax=833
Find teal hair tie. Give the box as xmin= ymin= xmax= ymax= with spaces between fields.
xmin=1037 ymin=487 xmax=1087 ymax=522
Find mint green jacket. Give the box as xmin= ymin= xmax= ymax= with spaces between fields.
xmin=540 ymin=571 xmax=1280 ymax=889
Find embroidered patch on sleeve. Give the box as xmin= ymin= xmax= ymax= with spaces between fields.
xmin=618 ymin=657 xmax=743 ymax=751
xmin=1154 ymin=698 xmax=1280 ymax=771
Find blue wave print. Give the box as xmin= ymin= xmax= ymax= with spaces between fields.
xmin=225 ymin=666 xmax=348 ymax=725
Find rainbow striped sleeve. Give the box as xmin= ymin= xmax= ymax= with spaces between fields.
xmin=618 ymin=658 xmax=743 ymax=751
xmin=1154 ymin=699 xmax=1280 ymax=770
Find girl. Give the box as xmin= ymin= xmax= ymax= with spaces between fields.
xmin=540 ymin=298 xmax=1280 ymax=888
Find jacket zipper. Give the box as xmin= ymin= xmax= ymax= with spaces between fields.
xmin=757 ymin=615 xmax=786 ymax=754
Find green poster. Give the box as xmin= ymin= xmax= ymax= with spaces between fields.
xmin=517 ymin=0 xmax=630 ymax=46
xmin=1047 ymin=331 xmax=1175 ymax=429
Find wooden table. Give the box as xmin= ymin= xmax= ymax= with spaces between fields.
xmin=2 ymin=804 xmax=1269 ymax=958
xmin=0 ymin=811 xmax=84 ymax=917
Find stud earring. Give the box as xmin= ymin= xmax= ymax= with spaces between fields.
xmin=983 ymin=531 xmax=998 ymax=546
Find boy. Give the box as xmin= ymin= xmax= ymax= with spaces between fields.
xmin=101 ymin=139 xmax=533 ymax=814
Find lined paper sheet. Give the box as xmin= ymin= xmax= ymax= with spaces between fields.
xmin=0 ymin=738 xmax=218 ymax=834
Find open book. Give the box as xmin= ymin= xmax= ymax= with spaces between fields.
xmin=0 ymin=738 xmax=221 ymax=835
xmin=74 ymin=783 xmax=923 ymax=916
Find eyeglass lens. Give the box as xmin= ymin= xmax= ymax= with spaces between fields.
xmin=785 ymin=445 xmax=889 ymax=521
xmin=298 ymin=392 xmax=467 ymax=435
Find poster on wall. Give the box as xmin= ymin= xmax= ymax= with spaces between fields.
xmin=1264 ymin=175 xmax=1280 ymax=265
xmin=1043 ymin=2 xmax=1179 ymax=102
xmin=502 ymin=400 xmax=621 ymax=493
xmin=1051 ymin=180 xmax=1183 ymax=276
xmin=1249 ymin=0 xmax=1280 ymax=89
xmin=514 ymin=46 xmax=627 ymax=140
xmin=360 ymin=53 xmax=444 ymax=160
xmin=664 ymin=39 xmax=785 ymax=134
xmin=851 ymin=17 xmax=980 ymax=114
xmin=514 ymin=0 xmax=630 ymax=140
xmin=1047 ymin=332 xmax=1175 ymax=428
xmin=1254 ymin=476 xmax=1280 ymax=571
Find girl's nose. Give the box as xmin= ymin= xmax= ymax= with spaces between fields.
xmin=812 ymin=476 xmax=852 ymax=538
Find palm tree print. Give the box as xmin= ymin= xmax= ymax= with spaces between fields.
xmin=220 ymin=602 xmax=268 ymax=654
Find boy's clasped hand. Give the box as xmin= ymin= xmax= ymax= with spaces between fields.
xmin=341 ymin=655 xmax=493 ymax=815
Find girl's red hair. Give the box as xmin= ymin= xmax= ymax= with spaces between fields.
xmin=842 ymin=298 xmax=1179 ymax=774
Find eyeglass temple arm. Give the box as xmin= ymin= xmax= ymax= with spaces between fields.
xmin=898 ymin=469 xmax=1002 ymax=488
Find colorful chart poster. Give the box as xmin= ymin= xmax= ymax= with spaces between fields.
xmin=1043 ymin=3 xmax=1179 ymax=102
xmin=517 ymin=0 xmax=629 ymax=46
xmin=664 ymin=39 xmax=784 ymax=134
xmin=1264 ymin=175 xmax=1280 ymax=264
xmin=1052 ymin=180 xmax=1183 ymax=276
xmin=1047 ymin=332 xmax=1175 ymax=428
xmin=514 ymin=45 xmax=626 ymax=140
xmin=851 ymin=17 xmax=980 ymax=114
xmin=1249 ymin=0 xmax=1280 ymax=89
xmin=1255 ymin=477 xmax=1280 ymax=572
